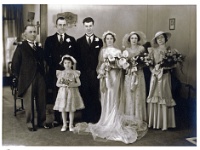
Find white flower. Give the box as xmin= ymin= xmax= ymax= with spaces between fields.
xmin=123 ymin=62 xmax=130 ymax=69
xmin=122 ymin=50 xmax=129 ymax=58
xmin=119 ymin=58 xmax=127 ymax=66
xmin=95 ymin=38 xmax=99 ymax=41
xmin=38 ymin=43 xmax=42 ymax=47
xmin=66 ymin=38 xmax=71 ymax=42
xmin=95 ymin=45 xmax=99 ymax=48
xmin=108 ymin=54 xmax=115 ymax=62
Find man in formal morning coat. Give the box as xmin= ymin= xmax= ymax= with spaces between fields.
xmin=76 ymin=17 xmax=103 ymax=123
xmin=11 ymin=25 xmax=51 ymax=131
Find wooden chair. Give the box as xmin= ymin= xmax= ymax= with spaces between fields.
xmin=9 ymin=61 xmax=25 ymax=116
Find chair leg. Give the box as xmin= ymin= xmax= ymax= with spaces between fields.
xmin=14 ymin=95 xmax=17 ymax=116
xmin=21 ymin=99 xmax=24 ymax=110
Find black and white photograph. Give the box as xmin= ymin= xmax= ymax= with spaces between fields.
xmin=1 ymin=1 xmax=197 ymax=148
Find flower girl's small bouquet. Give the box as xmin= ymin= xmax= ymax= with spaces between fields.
xmin=59 ymin=78 xmax=73 ymax=86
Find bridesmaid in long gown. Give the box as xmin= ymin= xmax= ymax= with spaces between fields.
xmin=122 ymin=31 xmax=147 ymax=122
xmin=74 ymin=31 xmax=147 ymax=144
xmin=147 ymin=31 xmax=176 ymax=131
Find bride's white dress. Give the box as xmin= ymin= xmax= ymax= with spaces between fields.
xmin=73 ymin=47 xmax=147 ymax=144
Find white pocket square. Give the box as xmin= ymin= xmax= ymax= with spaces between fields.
xmin=69 ymin=45 xmax=72 ymax=48
xmin=95 ymin=45 xmax=99 ymax=48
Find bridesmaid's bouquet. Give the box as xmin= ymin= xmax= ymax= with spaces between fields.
xmin=130 ymin=52 xmax=154 ymax=68
xmin=159 ymin=47 xmax=185 ymax=72
xmin=118 ymin=50 xmax=130 ymax=69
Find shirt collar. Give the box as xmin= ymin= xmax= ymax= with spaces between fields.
xmin=27 ymin=40 xmax=36 ymax=45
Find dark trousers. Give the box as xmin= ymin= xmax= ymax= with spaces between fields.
xmin=23 ymin=72 xmax=46 ymax=127
xmin=80 ymin=70 xmax=101 ymax=123
xmin=46 ymin=68 xmax=62 ymax=124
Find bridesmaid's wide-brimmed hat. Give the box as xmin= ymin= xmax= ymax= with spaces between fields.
xmin=151 ymin=31 xmax=171 ymax=46
xmin=122 ymin=31 xmax=147 ymax=48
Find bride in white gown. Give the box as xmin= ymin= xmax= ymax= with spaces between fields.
xmin=73 ymin=31 xmax=147 ymax=144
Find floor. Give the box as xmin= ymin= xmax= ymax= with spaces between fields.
xmin=1 ymin=86 xmax=197 ymax=147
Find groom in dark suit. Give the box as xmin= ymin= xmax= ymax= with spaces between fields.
xmin=44 ymin=17 xmax=77 ymax=126
xmin=76 ymin=17 xmax=103 ymax=123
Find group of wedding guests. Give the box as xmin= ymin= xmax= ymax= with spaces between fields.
xmin=11 ymin=16 xmax=182 ymax=144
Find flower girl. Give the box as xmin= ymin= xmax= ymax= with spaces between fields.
xmin=53 ymin=55 xmax=85 ymax=131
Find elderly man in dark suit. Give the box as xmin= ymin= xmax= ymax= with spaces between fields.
xmin=44 ymin=16 xmax=77 ymax=126
xmin=11 ymin=24 xmax=51 ymax=131
xmin=76 ymin=17 xmax=103 ymax=123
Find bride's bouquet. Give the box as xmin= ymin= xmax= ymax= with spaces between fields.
xmin=97 ymin=52 xmax=120 ymax=79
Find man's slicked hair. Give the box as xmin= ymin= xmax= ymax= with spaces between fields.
xmin=82 ymin=17 xmax=94 ymax=25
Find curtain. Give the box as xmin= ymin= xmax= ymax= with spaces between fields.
xmin=3 ymin=4 xmax=24 ymax=76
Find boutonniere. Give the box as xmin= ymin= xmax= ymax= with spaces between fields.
xmin=95 ymin=45 xmax=100 ymax=48
xmin=35 ymin=42 xmax=42 ymax=47
xmin=37 ymin=43 xmax=42 ymax=47
xmin=95 ymin=37 xmax=99 ymax=41
xmin=69 ymin=45 xmax=72 ymax=48
xmin=66 ymin=38 xmax=71 ymax=42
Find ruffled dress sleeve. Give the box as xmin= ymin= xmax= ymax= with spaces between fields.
xmin=73 ymin=70 xmax=81 ymax=78
xmin=56 ymin=70 xmax=62 ymax=78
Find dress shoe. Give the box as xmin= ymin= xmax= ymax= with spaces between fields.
xmin=69 ymin=126 xmax=74 ymax=132
xmin=52 ymin=121 xmax=61 ymax=127
xmin=61 ymin=125 xmax=67 ymax=132
xmin=28 ymin=127 xmax=37 ymax=131
xmin=38 ymin=123 xmax=52 ymax=129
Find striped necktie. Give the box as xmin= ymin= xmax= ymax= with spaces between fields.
xmin=32 ymin=44 xmax=37 ymax=51
xmin=86 ymin=34 xmax=93 ymax=45
xmin=60 ymin=35 xmax=63 ymax=44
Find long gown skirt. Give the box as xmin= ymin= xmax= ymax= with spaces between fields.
xmin=147 ymin=72 xmax=176 ymax=130
xmin=74 ymin=69 xmax=147 ymax=144
xmin=124 ymin=69 xmax=147 ymax=121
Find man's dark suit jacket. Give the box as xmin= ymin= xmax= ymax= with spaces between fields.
xmin=76 ymin=35 xmax=103 ymax=72
xmin=44 ymin=33 xmax=77 ymax=71
xmin=76 ymin=34 xmax=103 ymax=123
xmin=11 ymin=40 xmax=45 ymax=97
